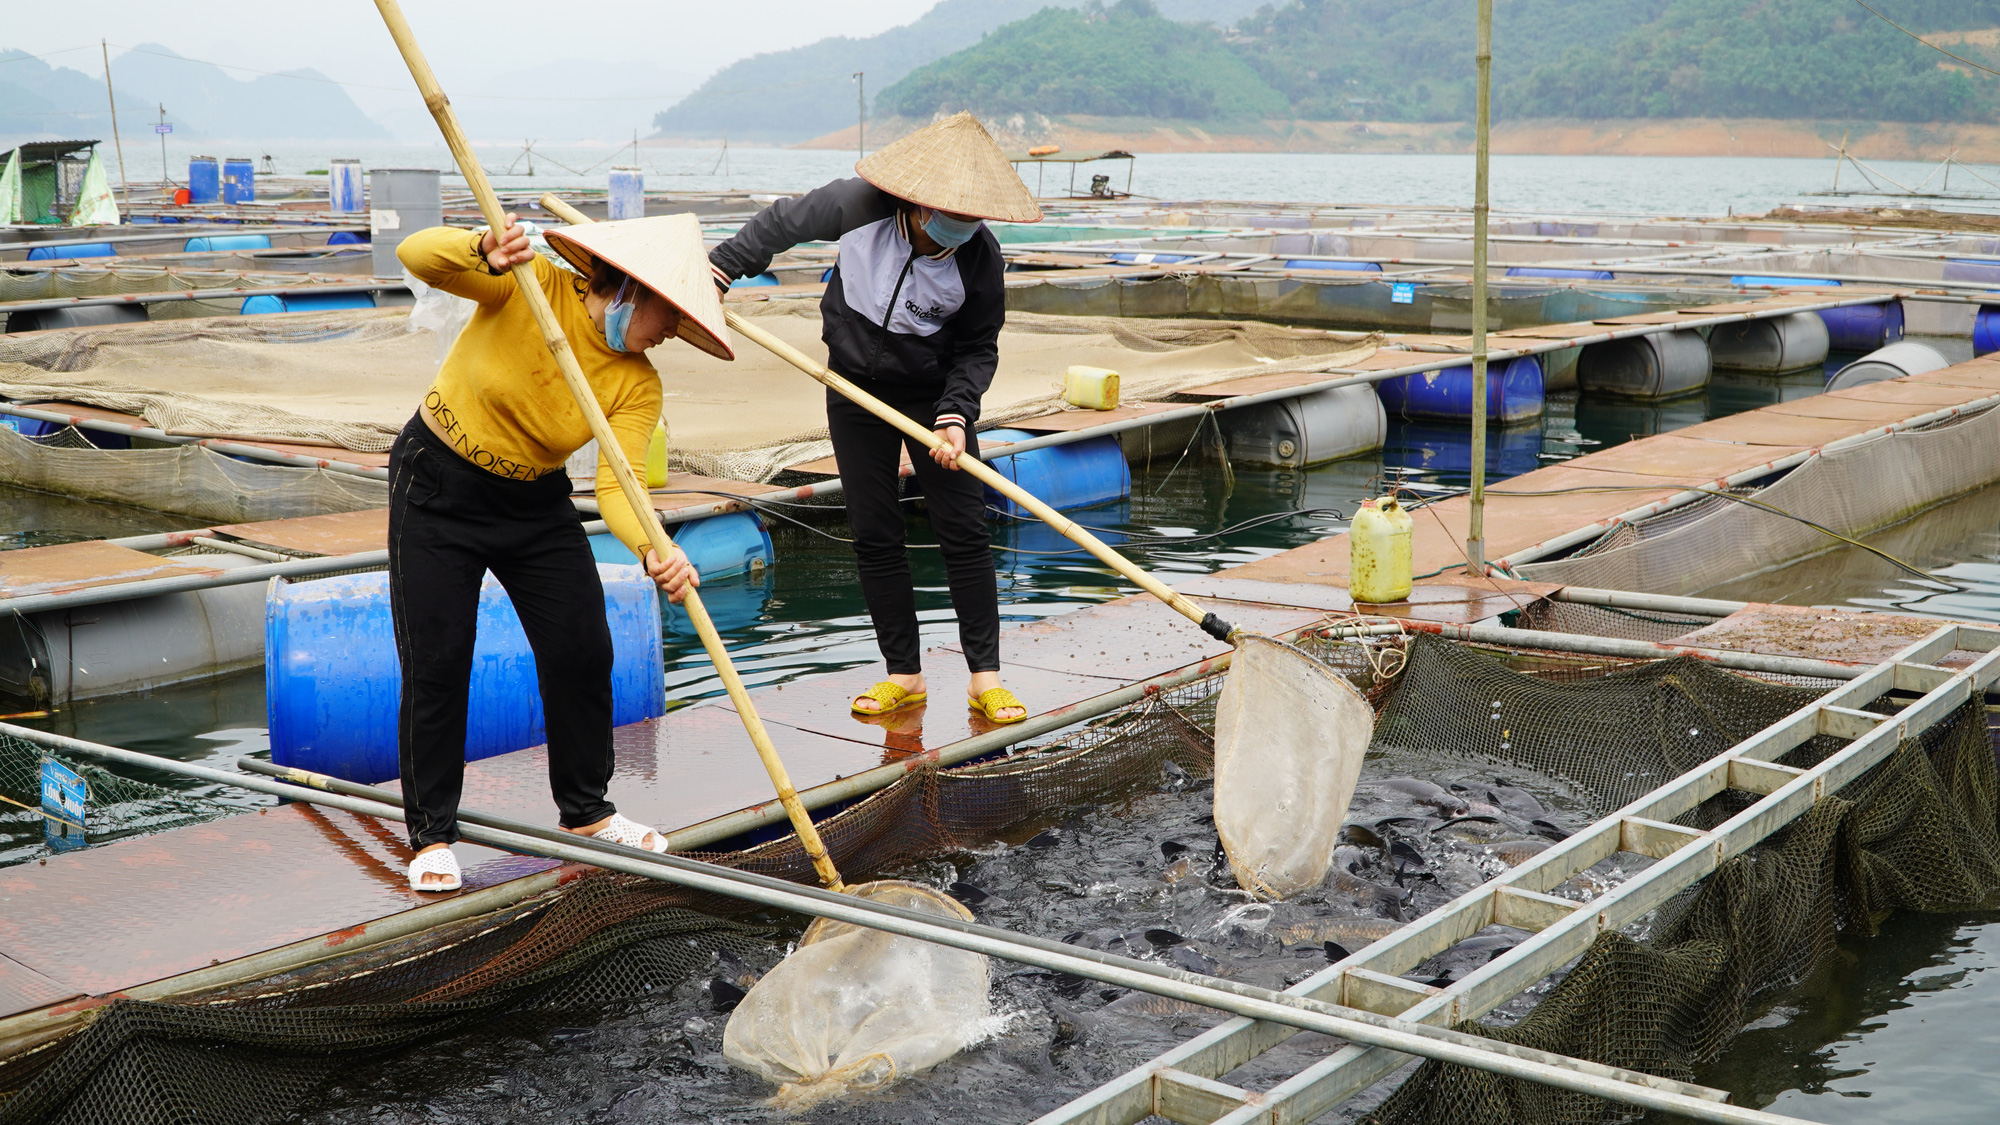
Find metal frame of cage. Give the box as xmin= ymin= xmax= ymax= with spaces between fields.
xmin=1035 ymin=620 xmax=2000 ymax=1125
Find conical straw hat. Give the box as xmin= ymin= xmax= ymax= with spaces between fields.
xmin=545 ymin=213 xmax=734 ymax=361
xmin=856 ymin=112 xmax=1043 ymax=224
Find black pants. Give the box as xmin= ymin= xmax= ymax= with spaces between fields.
xmin=826 ymin=382 xmax=1000 ymax=676
xmin=388 ymin=415 xmax=616 ymax=851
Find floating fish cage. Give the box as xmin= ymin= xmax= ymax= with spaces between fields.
xmin=4 ymin=616 xmax=1996 ymax=1125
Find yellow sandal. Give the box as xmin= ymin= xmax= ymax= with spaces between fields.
xmin=851 ymin=681 xmax=926 ymax=715
xmin=967 ymin=687 xmax=1028 ymax=724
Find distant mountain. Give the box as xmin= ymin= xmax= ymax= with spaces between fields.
xmin=883 ymin=1 xmax=1287 ymax=121
xmin=108 ymin=43 xmax=390 ymax=142
xmin=0 ymin=50 xmax=157 ymax=146
xmin=650 ymin=0 xmax=1266 ymax=143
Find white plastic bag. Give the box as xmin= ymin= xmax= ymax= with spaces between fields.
xmin=1213 ymin=635 xmax=1374 ymax=898
xmin=400 ymin=270 xmax=476 ymax=367
xmin=723 ymin=881 xmax=990 ymax=1110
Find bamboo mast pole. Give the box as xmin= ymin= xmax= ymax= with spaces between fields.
xmin=371 ymin=0 xmax=846 ymax=894
xmin=100 ymin=41 xmax=130 ymax=207
xmin=1465 ymin=0 xmax=1493 ymax=577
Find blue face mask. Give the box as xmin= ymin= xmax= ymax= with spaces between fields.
xmin=603 ymin=278 xmax=636 ymax=352
xmin=922 ymin=209 xmax=982 ymax=249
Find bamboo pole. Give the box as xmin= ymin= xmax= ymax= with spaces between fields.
xmin=371 ymin=0 xmax=845 ymax=894
xmin=538 ymin=191 xmax=1237 ymax=643
xmin=100 ymin=41 xmax=130 ymax=208
xmin=1466 ymin=0 xmax=1493 ymax=577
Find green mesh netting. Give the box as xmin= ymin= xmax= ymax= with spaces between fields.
xmin=1359 ymin=642 xmax=2000 ymax=1125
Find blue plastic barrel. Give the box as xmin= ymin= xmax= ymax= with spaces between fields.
xmin=730 ymin=273 xmax=779 ymax=288
xmin=266 ymin=565 xmax=664 ymax=783
xmin=184 ymin=234 xmax=272 ymax=253
xmin=241 ymin=292 xmax=379 ymax=315
xmin=26 ymin=243 xmax=114 ymax=261
xmin=222 ymin=158 xmax=255 ymax=205
xmin=328 ymin=159 xmax=364 ymax=213
xmin=1388 ymin=421 xmax=1546 ymax=479
xmin=1731 ymin=275 xmax=1840 ymax=288
xmin=1975 ymin=306 xmax=2000 ymax=357
xmin=1106 ymin=252 xmax=1196 ymax=264
xmin=587 ymin=510 xmax=775 ymax=580
xmin=978 ymin=428 xmax=1130 ymax=519
xmin=1282 ymin=259 xmax=1382 ymax=272
xmin=608 ymin=167 xmax=644 ymax=220
xmin=328 ymin=231 xmax=367 ymax=246
xmin=1817 ymin=300 xmax=1904 ymax=352
xmin=187 ymin=157 xmax=220 ymax=204
xmin=1505 ymin=267 xmax=1614 ymax=281
xmin=1375 ymin=356 xmax=1545 ymax=425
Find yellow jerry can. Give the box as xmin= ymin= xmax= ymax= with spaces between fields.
xmin=646 ymin=420 xmax=669 ymax=489
xmin=1350 ymin=497 xmax=1413 ymax=603
xmin=1063 ymin=366 xmax=1121 ymax=410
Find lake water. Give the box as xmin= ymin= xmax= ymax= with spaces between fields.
xmin=109 ymin=142 xmax=1999 ymax=217
xmin=8 ymin=151 xmax=2000 ymax=1116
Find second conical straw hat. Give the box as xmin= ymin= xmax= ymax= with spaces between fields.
xmin=855 ymin=112 xmax=1043 ymax=224
xmin=544 ymin=213 xmax=734 ymax=361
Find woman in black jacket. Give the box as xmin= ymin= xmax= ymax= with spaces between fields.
xmin=708 ymin=113 xmax=1041 ymax=724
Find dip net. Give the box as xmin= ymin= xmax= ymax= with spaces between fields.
xmin=0 ymin=633 xmax=1993 ymax=1125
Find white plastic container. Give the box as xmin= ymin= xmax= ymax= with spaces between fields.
xmin=1350 ymin=497 xmax=1413 ymax=603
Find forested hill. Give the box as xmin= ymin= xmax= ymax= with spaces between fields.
xmin=880 ymin=0 xmax=2000 ymax=124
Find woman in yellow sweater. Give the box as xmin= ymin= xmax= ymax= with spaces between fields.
xmin=393 ymin=214 xmax=724 ymax=892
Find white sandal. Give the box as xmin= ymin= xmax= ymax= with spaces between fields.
xmin=408 ymin=847 xmax=462 ymax=892
xmin=591 ymin=813 xmax=667 ymax=854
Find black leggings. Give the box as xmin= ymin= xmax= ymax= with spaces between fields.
xmin=388 ymin=415 xmax=617 ymax=851
xmin=826 ymin=383 xmax=1000 ymax=676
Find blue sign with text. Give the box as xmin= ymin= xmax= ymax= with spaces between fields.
xmin=1390 ymin=282 xmax=1416 ymax=305
xmin=40 ymin=756 xmax=85 ymax=829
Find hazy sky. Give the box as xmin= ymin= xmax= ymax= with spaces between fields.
xmin=7 ymin=0 xmax=938 ymax=119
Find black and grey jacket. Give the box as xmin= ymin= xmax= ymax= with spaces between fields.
xmin=707 ymin=177 xmax=1005 ymax=429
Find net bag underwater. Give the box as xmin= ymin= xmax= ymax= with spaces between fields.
xmin=1 ymin=633 xmax=1994 ymax=1124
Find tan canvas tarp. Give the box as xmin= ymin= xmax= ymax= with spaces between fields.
xmin=0 ymin=303 xmax=1375 ymax=481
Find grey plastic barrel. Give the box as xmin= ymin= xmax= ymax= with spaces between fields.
xmin=1708 ymin=312 xmax=1830 ymax=374
xmin=4 ymin=304 xmax=149 ymax=333
xmin=1219 ymin=384 xmax=1386 ymax=468
xmin=0 ymin=554 xmax=264 ymax=705
xmin=370 ymin=168 xmax=443 ymax=278
xmin=1825 ymin=341 xmax=1949 ymax=392
xmin=1577 ymin=329 xmax=1711 ymax=399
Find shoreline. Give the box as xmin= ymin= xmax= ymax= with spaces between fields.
xmin=778 ymin=115 xmax=2000 ymax=162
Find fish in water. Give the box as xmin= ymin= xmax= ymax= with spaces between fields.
xmin=1103 ymin=991 xmax=1226 ymax=1019
xmin=1341 ymin=823 xmax=1387 ymax=850
xmin=1488 ymin=838 xmax=1553 ymax=865
xmin=1326 ymin=870 xmax=1411 ymax=916
xmin=1362 ymin=777 xmax=1468 ymax=815
xmin=1271 ymin=915 xmax=1404 ymax=948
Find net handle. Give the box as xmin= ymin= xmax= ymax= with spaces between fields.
xmin=374 ymin=0 xmax=845 ymax=894
xmin=535 ymin=192 xmax=1234 ymax=645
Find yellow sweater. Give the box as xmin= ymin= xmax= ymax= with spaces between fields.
xmin=398 ymin=226 xmax=662 ymax=558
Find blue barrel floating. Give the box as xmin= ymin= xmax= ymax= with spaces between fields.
xmin=1505 ymin=267 xmax=1614 ymax=281
xmin=266 ymin=565 xmax=665 ymax=783
xmin=328 ymin=159 xmax=364 ymax=213
xmin=608 ymin=166 xmax=644 ymax=220
xmin=241 ymin=292 xmax=380 ymax=315
xmin=187 ymin=157 xmax=221 ymax=204
xmin=1282 ymin=259 xmax=1382 ymax=272
xmin=222 ymin=157 xmax=255 ymax=205
xmin=1106 ymin=251 xmax=1197 ymax=264
xmin=1731 ymin=275 xmax=1840 ymax=288
xmin=587 ymin=511 xmax=775 ymax=580
xmin=26 ymin=243 xmax=114 ymax=261
xmin=1975 ymin=306 xmax=2000 ymax=357
xmin=1376 ymin=356 xmax=1545 ymax=425
xmin=1817 ymin=299 xmax=1903 ymax=352
xmin=185 ymin=234 xmax=272 ymax=253
xmin=1387 ymin=421 xmax=1546 ymax=480
xmin=979 ymin=428 xmax=1130 ymax=519
xmin=730 ymin=273 xmax=779 ymax=288
xmin=327 ymin=231 xmax=367 ymax=246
